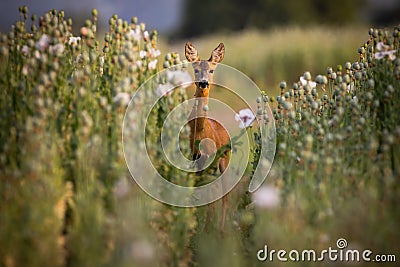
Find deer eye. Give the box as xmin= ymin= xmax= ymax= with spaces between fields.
xmin=209 ymin=69 xmax=214 ymax=74
xmin=194 ymin=69 xmax=199 ymax=74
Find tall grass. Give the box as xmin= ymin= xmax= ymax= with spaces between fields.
xmin=249 ymin=26 xmax=400 ymax=265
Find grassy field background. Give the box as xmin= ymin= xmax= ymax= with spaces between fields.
xmin=168 ymin=26 xmax=368 ymax=90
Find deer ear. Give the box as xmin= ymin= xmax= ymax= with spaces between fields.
xmin=185 ymin=42 xmax=200 ymax=62
xmin=209 ymin=43 xmax=224 ymax=63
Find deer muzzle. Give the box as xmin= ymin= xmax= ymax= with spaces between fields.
xmin=198 ymin=80 xmax=209 ymax=89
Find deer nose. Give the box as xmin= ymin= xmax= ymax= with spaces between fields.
xmin=198 ymin=80 xmax=209 ymax=89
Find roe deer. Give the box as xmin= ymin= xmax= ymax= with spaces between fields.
xmin=185 ymin=42 xmax=230 ymax=232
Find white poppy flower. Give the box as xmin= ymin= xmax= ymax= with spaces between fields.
xmin=374 ymin=50 xmax=396 ymax=61
xmin=252 ymin=185 xmax=280 ymax=209
xmin=35 ymin=34 xmax=50 ymax=51
xmin=166 ymin=70 xmax=192 ymax=88
xmin=300 ymin=76 xmax=317 ymax=89
xmin=156 ymin=82 xmax=174 ymax=97
xmin=68 ymin=36 xmax=81 ymax=46
xmin=21 ymin=45 xmax=29 ymax=55
xmin=148 ymin=59 xmax=158 ymax=70
xmin=375 ymin=42 xmax=396 ymax=61
xmin=113 ymin=92 xmax=131 ymax=105
xmin=235 ymin=108 xmax=255 ymax=128
xmin=127 ymin=28 xmax=141 ymax=41
xmin=139 ymin=50 xmax=147 ymax=59
xmin=149 ymin=48 xmax=161 ymax=58
xmin=49 ymin=43 xmax=65 ymax=57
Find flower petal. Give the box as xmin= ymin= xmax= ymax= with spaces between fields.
xmin=252 ymin=185 xmax=280 ymax=209
xmin=235 ymin=108 xmax=255 ymax=128
xmin=388 ymin=53 xmax=396 ymax=61
xmin=376 ymin=42 xmax=389 ymax=51
xmin=374 ymin=52 xmax=384 ymax=59
xmin=299 ymin=76 xmax=307 ymax=86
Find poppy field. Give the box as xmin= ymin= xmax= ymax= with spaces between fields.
xmin=0 ymin=7 xmax=399 ymax=267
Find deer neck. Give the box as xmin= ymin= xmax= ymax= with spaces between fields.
xmin=190 ymin=87 xmax=210 ymax=130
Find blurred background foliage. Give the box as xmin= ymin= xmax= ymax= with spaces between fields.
xmin=169 ymin=27 xmax=368 ymax=92
xmin=178 ymin=0 xmax=367 ymax=38
xmin=1 ymin=0 xmax=399 ymax=37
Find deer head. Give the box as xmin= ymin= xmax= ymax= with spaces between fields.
xmin=185 ymin=42 xmax=225 ymax=92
